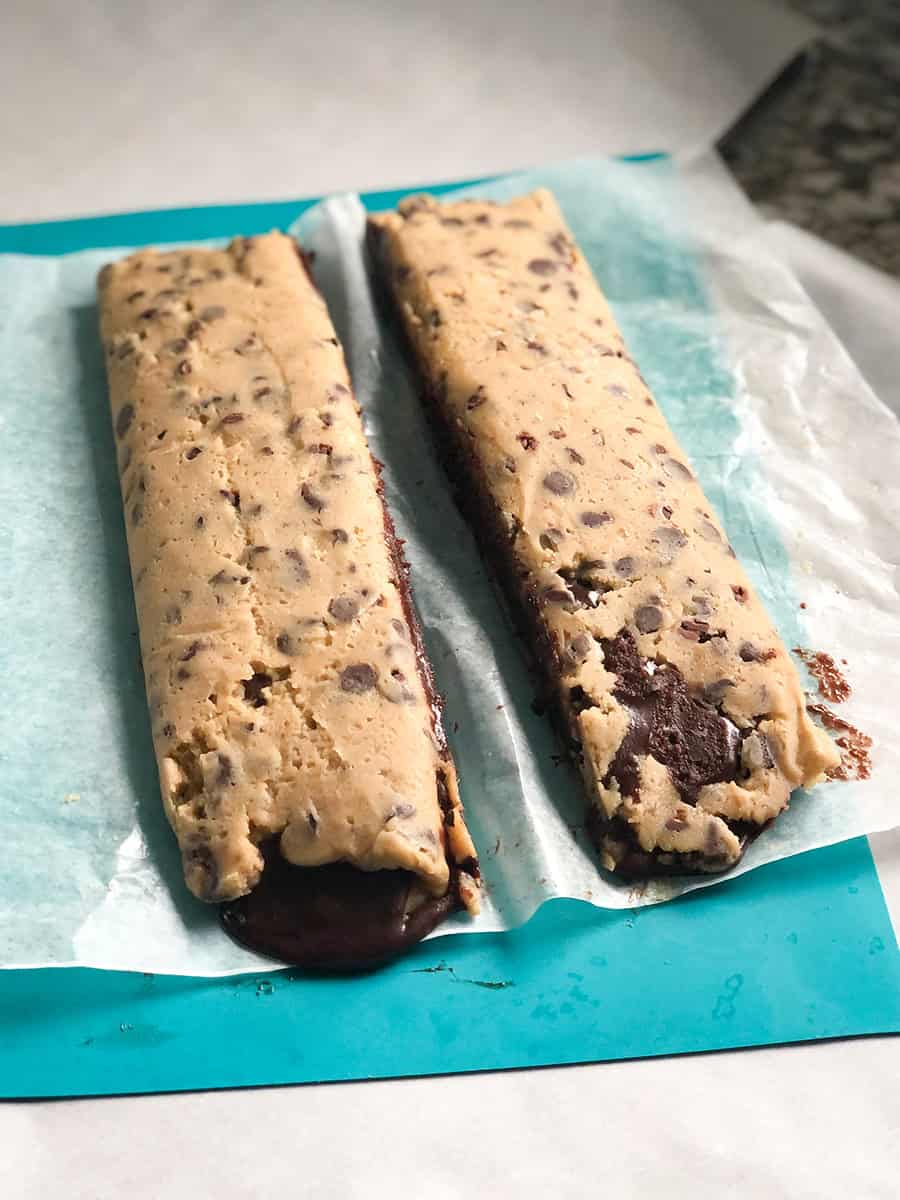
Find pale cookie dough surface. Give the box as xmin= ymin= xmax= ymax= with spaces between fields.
xmin=98 ymin=233 xmax=478 ymax=907
xmin=369 ymin=189 xmax=839 ymax=876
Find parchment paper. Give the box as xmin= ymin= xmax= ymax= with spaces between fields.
xmin=1 ymin=152 xmax=896 ymax=974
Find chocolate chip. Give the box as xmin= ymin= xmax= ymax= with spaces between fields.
xmin=162 ymin=722 xmax=175 ymax=738
xmin=309 ymin=443 xmax=332 ymax=455
xmin=549 ymin=428 xmax=565 ymax=439
xmin=503 ymin=218 xmax=532 ymax=229
xmin=185 ymin=443 xmax=200 ymax=460
xmin=562 ymin=633 xmax=593 ymax=672
xmin=340 ymin=663 xmax=377 ymax=694
xmin=180 ymin=641 xmax=201 ymax=662
xmin=300 ymin=483 xmax=326 ymax=511
xmin=391 ymin=619 xmax=406 ymax=638
xmin=739 ymin=643 xmax=775 ymax=662
xmin=186 ymin=319 xmax=202 ymax=339
xmin=126 ymin=290 xmax=145 ymax=303
xmin=543 ymin=470 xmax=576 ymax=496
xmin=164 ymin=604 xmax=182 ymax=625
xmin=287 ymin=415 xmax=303 ymax=435
xmin=635 ymin=605 xmax=663 ymax=633
xmin=246 ymin=545 xmax=269 ymax=564
xmin=328 ymin=596 xmax=359 ymax=623
xmin=541 ymin=586 xmax=573 ymax=607
xmin=566 ymin=448 xmax=585 ymax=465
xmin=221 ymin=412 xmax=245 ymax=425
xmin=139 ymin=308 xmax=158 ymax=320
xmin=661 ymin=505 xmax=673 ymax=519
xmin=241 ymin=672 xmax=273 ymax=708
xmin=392 ymin=803 xmax=416 ymax=819
xmin=526 ymin=339 xmax=547 ymax=354
xmin=130 ymin=501 xmax=143 ymax=527
xmin=116 ymin=341 xmax=135 ymax=360
xmin=176 ymin=359 xmax=192 ymax=377
xmin=215 ymin=754 xmax=233 ymax=787
xmin=653 ymin=525 xmax=688 ymax=550
xmin=115 ymin=404 xmax=135 ymax=439
xmin=219 ymin=489 xmax=241 ymax=510
xmin=194 ymin=514 xmax=205 ymax=529
xmin=175 ymin=667 xmax=191 ymax=682
xmin=428 ymin=309 xmax=442 ymax=328
xmin=614 ymin=556 xmax=637 ymax=577
xmin=579 ymin=511 xmax=611 ymax=527
xmin=698 ymin=519 xmax=721 ymax=542
xmin=260 ymin=446 xmax=274 ymax=456
xmin=665 ymin=458 xmax=693 ymax=480
xmin=284 ymin=548 xmax=308 ymax=582
xmin=466 ymin=388 xmax=487 ymax=410
xmin=731 ymin=585 xmax=747 ymax=602
xmin=331 ymin=528 xmax=349 ymax=545
xmin=540 ymin=528 xmax=564 ymax=551
xmin=741 ymin=731 xmax=774 ymax=773
xmin=169 ymin=337 xmax=189 ymax=354
xmin=702 ymin=678 xmax=735 ymax=706
xmin=496 ymin=338 xmax=508 ymax=351
xmin=528 ymin=258 xmax=557 ymax=276
xmin=276 ymin=632 xmax=298 ymax=655
xmin=253 ymin=386 xmax=272 ymax=400
xmin=517 ymin=432 xmax=538 ymax=451
xmin=665 ymin=817 xmax=687 ymax=832
xmin=566 ymin=282 xmax=579 ymax=301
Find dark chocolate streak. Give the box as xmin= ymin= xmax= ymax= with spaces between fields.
xmin=365 ymin=219 xmax=748 ymax=880
xmin=600 ymin=630 xmax=741 ymax=803
xmin=221 ymin=844 xmax=455 ymax=971
xmin=216 ymin=241 xmax=473 ymax=970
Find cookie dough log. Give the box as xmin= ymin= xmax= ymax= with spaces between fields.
xmin=368 ymin=190 xmax=839 ymax=878
xmin=97 ymin=233 xmax=478 ymax=967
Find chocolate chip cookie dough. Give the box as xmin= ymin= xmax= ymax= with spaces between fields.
xmin=98 ymin=233 xmax=478 ymax=967
xmin=368 ymin=189 xmax=839 ymax=878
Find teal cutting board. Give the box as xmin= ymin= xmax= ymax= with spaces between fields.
xmin=1 ymin=165 xmax=897 ymax=1099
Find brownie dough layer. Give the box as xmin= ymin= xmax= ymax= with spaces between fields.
xmin=98 ymin=233 xmax=478 ymax=964
xmin=368 ymin=189 xmax=839 ymax=877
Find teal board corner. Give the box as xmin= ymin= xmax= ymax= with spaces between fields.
xmin=1 ymin=159 xmax=897 ymax=1099
xmin=2 ymin=838 xmax=898 ymax=1099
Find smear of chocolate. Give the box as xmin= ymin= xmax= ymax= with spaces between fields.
xmin=220 ymin=845 xmax=456 ymax=971
xmin=794 ymin=648 xmax=851 ymax=704
xmin=808 ymin=702 xmax=871 ymax=782
xmin=600 ymin=629 xmax=741 ymax=803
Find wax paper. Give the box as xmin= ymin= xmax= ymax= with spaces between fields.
xmin=1 ymin=152 xmax=897 ymax=975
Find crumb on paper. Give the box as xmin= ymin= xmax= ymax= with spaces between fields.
xmin=63 ymin=793 xmax=81 ymax=804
